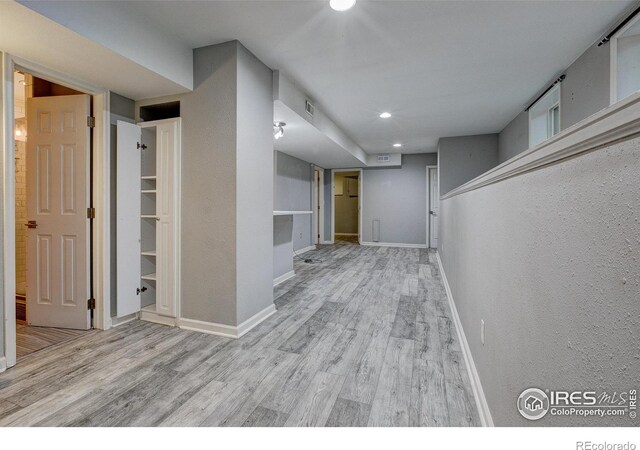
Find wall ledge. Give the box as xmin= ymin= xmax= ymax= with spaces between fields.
xmin=442 ymin=92 xmax=640 ymax=200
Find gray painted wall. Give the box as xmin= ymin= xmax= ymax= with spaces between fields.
xmin=274 ymin=151 xmax=312 ymax=251
xmin=334 ymin=172 xmax=359 ymax=235
xmin=561 ymin=43 xmax=610 ymax=130
xmin=181 ymin=41 xmax=273 ymax=327
xmin=439 ymin=136 xmax=640 ymax=426
xmin=235 ymin=43 xmax=274 ymax=324
xmin=438 ymin=134 xmax=498 ymax=195
xmin=498 ymin=111 xmax=528 ymax=164
xmin=361 ymin=154 xmax=437 ymax=246
xmin=109 ymin=92 xmax=135 ymax=318
xmin=498 ymin=42 xmax=611 ymax=163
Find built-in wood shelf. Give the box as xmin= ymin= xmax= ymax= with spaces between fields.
xmin=141 ymin=176 xmax=157 ymax=180
xmin=141 ymin=215 xmax=157 ymax=219
xmin=141 ymin=251 xmax=156 ymax=257
xmin=141 ymin=190 xmax=157 ymax=194
xmin=141 ymin=273 xmax=156 ymax=281
xmin=273 ymin=211 xmax=313 ymax=216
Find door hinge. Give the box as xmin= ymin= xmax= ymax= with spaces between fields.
xmin=87 ymin=116 xmax=96 ymax=128
xmin=137 ymin=142 xmax=148 ymax=150
xmin=87 ymin=207 xmax=96 ymax=219
xmin=87 ymin=298 xmax=96 ymax=310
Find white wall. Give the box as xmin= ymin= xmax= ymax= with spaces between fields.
xmin=439 ymin=133 xmax=640 ymax=426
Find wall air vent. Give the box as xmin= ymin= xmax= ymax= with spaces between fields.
xmin=305 ymin=100 xmax=315 ymax=117
xmin=377 ymin=154 xmax=390 ymax=163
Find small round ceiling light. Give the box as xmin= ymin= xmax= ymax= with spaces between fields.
xmin=393 ymin=143 xmax=402 ymax=148
xmin=379 ymin=112 xmax=391 ymax=119
xmin=330 ymin=0 xmax=356 ymax=11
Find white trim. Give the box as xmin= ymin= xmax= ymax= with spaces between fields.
xmin=2 ymin=54 xmax=112 ymax=368
xmin=0 ymin=356 xmax=6 ymax=373
xmin=331 ymin=168 xmax=363 ymax=245
xmin=236 ymin=304 xmax=277 ymax=337
xmin=334 ymin=233 xmax=358 ymax=236
xmin=360 ymin=241 xmax=427 ymax=249
xmin=609 ymin=11 xmax=640 ymax=105
xmin=178 ymin=304 xmax=277 ymax=339
xmin=443 ymin=91 xmax=640 ymax=200
xmin=141 ymin=307 xmax=178 ymax=327
xmin=528 ymin=83 xmax=561 ymax=148
xmin=295 ymin=245 xmax=316 ymax=255
xmin=109 ymin=312 xmax=139 ymax=328
xmin=426 ymin=165 xmax=437 ymax=249
xmin=311 ymin=165 xmax=325 ymax=245
xmin=436 ymin=251 xmax=493 ymax=427
xmin=321 ymin=240 xmax=334 ymax=245
xmin=273 ymin=270 xmax=295 ymax=287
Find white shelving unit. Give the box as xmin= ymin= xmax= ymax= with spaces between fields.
xmin=116 ymin=118 xmax=181 ymax=323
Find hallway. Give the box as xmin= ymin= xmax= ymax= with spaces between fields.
xmin=0 ymin=245 xmax=478 ymax=427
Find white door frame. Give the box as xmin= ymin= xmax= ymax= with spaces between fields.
xmin=1 ymin=53 xmax=111 ymax=369
xmin=426 ymin=165 xmax=438 ymax=248
xmin=311 ymin=165 xmax=324 ymax=245
xmin=331 ymin=168 xmax=363 ymax=245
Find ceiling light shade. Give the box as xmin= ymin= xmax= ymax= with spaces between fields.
xmin=330 ymin=0 xmax=356 ymax=11
xmin=393 ymin=143 xmax=402 ymax=148
xmin=273 ymin=121 xmax=286 ymax=140
xmin=379 ymin=112 xmax=391 ymax=119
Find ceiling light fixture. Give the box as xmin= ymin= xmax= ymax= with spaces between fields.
xmin=393 ymin=143 xmax=402 ymax=148
xmin=379 ymin=112 xmax=391 ymax=119
xmin=273 ymin=121 xmax=286 ymax=140
xmin=330 ymin=0 xmax=356 ymax=11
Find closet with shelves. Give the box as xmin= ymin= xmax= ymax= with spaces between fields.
xmin=116 ymin=117 xmax=181 ymax=324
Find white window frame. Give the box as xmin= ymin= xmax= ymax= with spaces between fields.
xmin=528 ymin=84 xmax=561 ymax=148
xmin=610 ymin=13 xmax=640 ymax=105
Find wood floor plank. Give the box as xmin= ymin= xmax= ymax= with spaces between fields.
xmin=368 ymin=337 xmax=415 ymax=427
xmin=409 ymin=359 xmax=449 ymax=426
xmin=285 ymin=371 xmax=345 ymax=427
xmin=325 ymin=398 xmax=371 ymax=427
xmin=242 ymin=406 xmax=289 ymax=427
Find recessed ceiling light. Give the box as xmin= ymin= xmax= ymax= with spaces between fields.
xmin=379 ymin=112 xmax=391 ymax=119
xmin=330 ymin=0 xmax=356 ymax=11
xmin=393 ymin=143 xmax=402 ymax=148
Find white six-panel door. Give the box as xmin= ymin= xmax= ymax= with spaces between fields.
xmin=26 ymin=94 xmax=91 ymax=329
xmin=429 ymin=167 xmax=439 ymax=248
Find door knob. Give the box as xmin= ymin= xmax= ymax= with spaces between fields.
xmin=25 ymin=220 xmax=37 ymax=229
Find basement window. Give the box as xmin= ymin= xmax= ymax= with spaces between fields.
xmin=612 ymin=14 xmax=640 ymax=104
xmin=528 ymin=84 xmax=561 ymax=148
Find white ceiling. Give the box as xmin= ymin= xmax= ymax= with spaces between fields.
xmin=274 ymin=100 xmax=365 ymax=168
xmin=30 ymin=1 xmax=634 ymax=155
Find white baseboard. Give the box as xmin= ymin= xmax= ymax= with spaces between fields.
xmin=295 ymin=245 xmax=316 ymax=255
xmin=273 ymin=270 xmax=295 ymax=287
xmin=140 ymin=307 xmax=178 ymax=327
xmin=321 ymin=240 xmax=334 ymax=245
xmin=436 ymin=251 xmax=494 ymax=427
xmin=110 ymin=312 xmax=139 ymax=328
xmin=179 ymin=304 xmax=277 ymax=339
xmin=361 ymin=241 xmax=427 ymax=249
xmin=0 ymin=356 xmax=6 ymax=373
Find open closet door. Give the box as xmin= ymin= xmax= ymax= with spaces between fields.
xmin=116 ymin=121 xmax=142 ymax=317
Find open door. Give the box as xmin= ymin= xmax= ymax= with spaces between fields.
xmin=26 ymin=94 xmax=91 ymax=329
xmin=429 ymin=167 xmax=439 ymax=248
xmin=116 ymin=121 xmax=142 ymax=317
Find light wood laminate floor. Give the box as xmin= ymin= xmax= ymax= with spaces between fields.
xmin=0 ymin=245 xmax=480 ymax=427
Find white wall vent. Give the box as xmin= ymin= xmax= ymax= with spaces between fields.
xmin=305 ymin=100 xmax=315 ymax=117
xmin=377 ymin=154 xmax=390 ymax=163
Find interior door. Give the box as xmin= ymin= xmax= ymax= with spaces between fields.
xmin=26 ymin=94 xmax=91 ymax=329
xmin=116 ymin=121 xmax=142 ymax=317
xmin=429 ymin=168 xmax=439 ymax=248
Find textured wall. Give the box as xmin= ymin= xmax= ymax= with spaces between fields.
xmin=181 ymin=41 xmax=239 ymax=325
xmin=235 ymin=43 xmax=274 ymax=324
xmin=438 ymin=134 xmax=498 ymax=195
xmin=439 ymin=136 xmax=640 ymax=426
xmin=274 ymin=151 xmax=312 ymax=251
xmin=361 ymin=153 xmax=437 ymax=245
